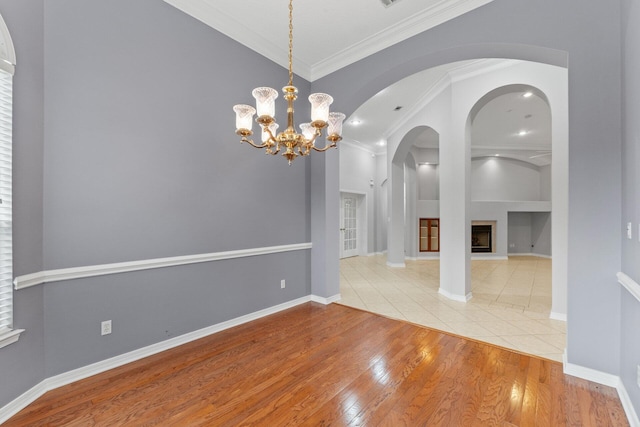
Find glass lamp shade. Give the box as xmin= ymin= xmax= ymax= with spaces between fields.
xmin=252 ymin=87 xmax=278 ymax=118
xmin=233 ymin=104 xmax=256 ymax=132
xmin=261 ymin=122 xmax=279 ymax=143
xmin=309 ymin=93 xmax=333 ymax=123
xmin=300 ymin=123 xmax=315 ymax=140
xmin=327 ymin=112 xmax=346 ymax=137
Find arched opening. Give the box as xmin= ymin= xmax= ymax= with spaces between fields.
xmin=337 ymin=58 xmax=568 ymax=360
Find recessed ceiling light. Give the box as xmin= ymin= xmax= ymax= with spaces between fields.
xmin=495 ymin=154 xmax=501 ymax=157
xmin=518 ymin=130 xmax=528 ymax=136
xmin=523 ymin=91 xmax=533 ymax=98
xmin=350 ymin=119 xmax=361 ymax=125
xmin=377 ymin=141 xmax=386 ymax=147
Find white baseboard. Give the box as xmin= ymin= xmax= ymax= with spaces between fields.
xmin=0 ymin=294 xmax=330 ymax=424
xmin=549 ymin=311 xmax=567 ymax=322
xmin=310 ymin=293 xmax=341 ymax=305
xmin=471 ymin=255 xmax=508 ymax=260
xmin=563 ymin=351 xmax=640 ymax=426
xmin=386 ymin=262 xmax=406 ymax=268
xmin=508 ymin=252 xmax=552 ymax=259
xmin=438 ymin=288 xmax=472 ymax=302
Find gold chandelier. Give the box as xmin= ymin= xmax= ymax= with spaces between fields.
xmin=233 ymin=0 xmax=345 ymax=165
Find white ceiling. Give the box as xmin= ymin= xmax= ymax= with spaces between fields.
xmin=163 ymin=0 xmax=495 ymax=81
xmin=163 ymin=0 xmax=550 ymax=167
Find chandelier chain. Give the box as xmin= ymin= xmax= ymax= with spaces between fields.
xmin=288 ymin=0 xmax=294 ymax=87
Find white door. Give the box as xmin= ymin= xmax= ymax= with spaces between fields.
xmin=340 ymin=194 xmax=358 ymax=259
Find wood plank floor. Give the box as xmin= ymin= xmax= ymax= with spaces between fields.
xmin=4 ymin=303 xmax=629 ymax=426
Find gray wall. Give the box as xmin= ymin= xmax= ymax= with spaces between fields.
xmin=471 ymin=157 xmax=545 ymax=201
xmin=531 ymin=212 xmax=552 ymax=256
xmin=1 ymin=0 xmax=314 ymax=407
xmin=0 ymin=0 xmax=46 ymax=408
xmin=508 ymin=212 xmax=532 ymax=254
xmin=417 ymin=164 xmax=439 ymax=201
xmin=621 ymin=0 xmax=640 ymax=413
xmin=507 ymin=212 xmax=552 ymax=257
xmin=40 ymin=0 xmax=312 ymax=372
xmin=313 ymin=0 xmax=622 ymax=375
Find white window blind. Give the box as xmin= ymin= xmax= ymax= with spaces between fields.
xmin=0 ymin=69 xmax=12 ymax=334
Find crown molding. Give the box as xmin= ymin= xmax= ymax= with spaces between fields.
xmin=309 ymin=0 xmax=495 ymax=80
xmin=448 ymin=58 xmax=518 ymax=82
xmin=164 ymin=0 xmax=495 ymax=82
xmin=340 ymin=139 xmax=382 ymax=156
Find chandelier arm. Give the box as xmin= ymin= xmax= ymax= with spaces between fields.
xmin=270 ymin=141 xmax=282 ymax=155
xmin=298 ymin=144 xmax=310 ymax=157
xmin=310 ymin=140 xmax=339 ymax=152
xmin=241 ymin=137 xmax=269 ymax=149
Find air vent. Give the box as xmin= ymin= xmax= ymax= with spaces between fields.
xmin=380 ymin=0 xmax=402 ymax=7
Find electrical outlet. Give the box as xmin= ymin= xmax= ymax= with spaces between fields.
xmin=101 ymin=320 xmax=112 ymax=336
xmin=281 ymin=279 xmax=286 ymax=289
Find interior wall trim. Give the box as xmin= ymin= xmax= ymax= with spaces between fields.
xmin=13 ymin=243 xmax=313 ymax=290
xmin=563 ymin=351 xmax=640 ymax=427
xmin=617 ymin=271 xmax=640 ymax=304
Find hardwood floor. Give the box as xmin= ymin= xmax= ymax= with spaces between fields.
xmin=4 ymin=303 xmax=628 ymax=426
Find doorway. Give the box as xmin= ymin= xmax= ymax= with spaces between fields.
xmin=340 ymin=192 xmax=366 ymax=259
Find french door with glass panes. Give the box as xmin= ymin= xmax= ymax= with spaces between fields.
xmin=340 ymin=194 xmax=358 ymax=258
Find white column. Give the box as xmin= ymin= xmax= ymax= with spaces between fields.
xmin=438 ymin=116 xmax=472 ymax=302
xmin=387 ymin=160 xmax=406 ymax=267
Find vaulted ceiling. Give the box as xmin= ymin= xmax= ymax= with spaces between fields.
xmin=163 ymin=0 xmax=551 ymax=166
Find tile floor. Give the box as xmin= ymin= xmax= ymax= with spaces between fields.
xmin=338 ymin=255 xmax=565 ymax=362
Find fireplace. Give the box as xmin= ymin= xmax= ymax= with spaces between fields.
xmin=472 ymin=225 xmax=493 ymax=253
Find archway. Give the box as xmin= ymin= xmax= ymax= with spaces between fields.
xmin=381 ymin=59 xmax=566 ymax=314
xmin=313 ymin=44 xmax=568 ymax=318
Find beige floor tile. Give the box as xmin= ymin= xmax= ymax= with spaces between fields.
xmin=444 ymin=322 xmax=496 ymax=337
xmin=535 ymin=334 xmax=566 ymax=351
xmin=501 ymin=335 xmax=563 ymax=355
xmin=338 ymin=255 xmax=566 ymax=361
xmin=402 ymin=310 xmax=442 ymax=325
xmin=476 ymin=320 xmax=528 ymax=336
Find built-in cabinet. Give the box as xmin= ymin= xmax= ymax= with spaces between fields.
xmin=419 ymin=218 xmax=439 ymax=252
